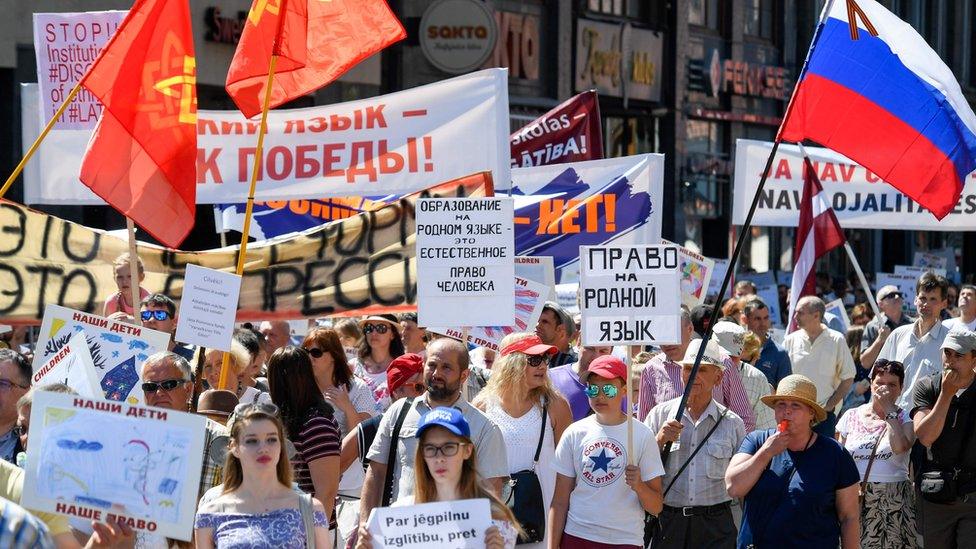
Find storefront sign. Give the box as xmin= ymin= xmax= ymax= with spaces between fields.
xmin=485 ymin=10 xmax=539 ymax=81
xmin=203 ymin=6 xmax=246 ymax=45
xmin=420 ymin=0 xmax=497 ymax=74
xmin=692 ymin=48 xmax=789 ymax=100
xmin=575 ymin=19 xmax=662 ymax=102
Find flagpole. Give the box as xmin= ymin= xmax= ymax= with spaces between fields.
xmin=126 ymin=218 xmax=143 ymax=326
xmin=0 ymin=81 xmax=85 ymax=200
xmin=625 ymin=352 xmax=633 ymax=465
xmin=217 ymin=53 xmax=278 ymax=391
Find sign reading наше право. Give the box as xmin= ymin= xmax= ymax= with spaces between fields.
xmin=579 ymin=245 xmax=681 ymax=346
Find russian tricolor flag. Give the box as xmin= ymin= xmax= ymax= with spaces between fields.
xmin=779 ymin=0 xmax=976 ymax=219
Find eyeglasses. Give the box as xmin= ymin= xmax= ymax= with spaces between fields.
xmin=421 ymin=442 xmax=468 ymax=458
xmin=141 ymin=378 xmax=189 ymax=393
xmin=585 ymin=383 xmax=619 ymax=399
xmin=363 ymin=324 xmax=390 ymax=335
xmin=526 ymin=355 xmax=548 ymax=368
xmin=140 ymin=310 xmax=172 ymax=322
xmin=881 ymin=293 xmax=903 ymax=301
xmin=0 ymin=379 xmax=29 ymax=392
xmin=304 ymin=347 xmax=325 ymax=359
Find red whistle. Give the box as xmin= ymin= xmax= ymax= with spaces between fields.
xmin=778 ymin=420 xmax=790 ymax=433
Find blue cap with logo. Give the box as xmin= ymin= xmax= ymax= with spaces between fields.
xmin=416 ymin=406 xmax=471 ymax=438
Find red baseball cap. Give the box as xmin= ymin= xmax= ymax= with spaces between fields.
xmin=386 ymin=353 xmax=424 ymax=394
xmin=499 ymin=335 xmax=557 ymax=357
xmin=581 ymin=354 xmax=627 ymax=384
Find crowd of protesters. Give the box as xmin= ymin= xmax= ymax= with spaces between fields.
xmin=1 ymin=258 xmax=975 ymax=549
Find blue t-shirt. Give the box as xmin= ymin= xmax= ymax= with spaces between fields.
xmin=755 ymin=339 xmax=792 ymax=387
xmin=737 ymin=429 xmax=859 ymax=549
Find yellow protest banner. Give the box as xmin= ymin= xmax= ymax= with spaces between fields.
xmin=0 ymin=173 xmax=492 ymax=323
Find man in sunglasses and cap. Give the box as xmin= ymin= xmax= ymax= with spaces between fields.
xmin=139 ymin=293 xmax=194 ymax=361
xmin=861 ymin=284 xmax=914 ymax=369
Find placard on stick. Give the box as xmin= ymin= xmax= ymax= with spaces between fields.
xmin=579 ymin=245 xmax=681 ymax=346
xmin=175 ymin=264 xmax=242 ymax=352
xmin=22 ymin=391 xmax=206 ymax=541
xmin=32 ymin=331 xmax=101 ymax=398
xmin=366 ymin=498 xmax=492 ymax=548
xmin=416 ymin=197 xmax=515 ymax=327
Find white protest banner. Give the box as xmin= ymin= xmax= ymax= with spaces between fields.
xmin=515 ymin=256 xmax=555 ymax=299
xmin=22 ymin=391 xmax=205 ymax=541
xmin=824 ymin=299 xmax=851 ymax=333
xmin=579 ymin=245 xmax=681 ymax=346
xmin=555 ymin=283 xmax=580 ymax=315
xmin=913 ymin=252 xmax=948 ymax=270
xmin=32 ymin=331 xmax=101 ymax=398
xmin=895 ymin=264 xmax=947 ymax=278
xmin=175 ymin=264 xmax=242 ymax=352
xmin=428 ymin=276 xmax=548 ymax=351
xmin=733 ymin=139 xmax=976 ymax=230
xmin=756 ymin=284 xmax=783 ymax=329
xmin=34 ymin=305 xmax=171 ymax=405
xmin=663 ymin=239 xmax=713 ymax=309
xmin=366 ymin=498 xmax=491 ymax=548
xmin=416 ymin=197 xmax=515 ymax=327
xmin=22 ymin=69 xmax=510 ymax=204
xmin=707 ymin=258 xmax=730 ymax=299
xmin=877 ymin=273 xmax=918 ymax=313
xmin=32 ymin=11 xmax=126 ymax=130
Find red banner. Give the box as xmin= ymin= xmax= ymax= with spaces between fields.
xmin=510 ymin=90 xmax=603 ymax=168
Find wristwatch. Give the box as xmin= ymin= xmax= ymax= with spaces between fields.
xmin=885 ymin=410 xmax=899 ymax=421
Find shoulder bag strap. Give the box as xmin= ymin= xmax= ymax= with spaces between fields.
xmin=382 ymin=398 xmax=414 ymax=507
xmin=299 ymin=492 xmax=316 ymax=549
xmin=861 ymin=422 xmax=887 ymax=491
xmin=663 ymin=406 xmax=729 ymax=496
xmin=531 ymin=402 xmax=548 ymax=471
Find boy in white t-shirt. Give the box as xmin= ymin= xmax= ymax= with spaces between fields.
xmin=550 ymin=355 xmax=665 ymax=548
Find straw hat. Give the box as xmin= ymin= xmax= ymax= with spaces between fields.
xmin=760 ymin=374 xmax=827 ymax=424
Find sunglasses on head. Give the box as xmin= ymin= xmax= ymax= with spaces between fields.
xmin=526 ymin=355 xmax=548 ymax=368
xmin=141 ymin=310 xmax=172 ymax=322
xmin=141 ymin=378 xmax=188 ymax=393
xmin=585 ymin=383 xmax=619 ymax=399
xmin=363 ymin=323 xmax=390 ymax=335
xmin=304 ymin=347 xmax=325 ymax=359
xmin=229 ymin=402 xmax=280 ymax=424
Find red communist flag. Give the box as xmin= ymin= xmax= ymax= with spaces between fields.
xmin=79 ymin=0 xmax=197 ymax=248
xmin=227 ymin=0 xmax=406 ymax=119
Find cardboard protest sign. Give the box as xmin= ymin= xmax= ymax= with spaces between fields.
xmin=733 ymin=139 xmax=976 ymax=230
xmin=23 ymin=69 xmax=510 ymax=205
xmin=32 ymin=331 xmax=101 ymax=398
xmin=555 ymin=283 xmax=580 ymax=315
xmin=824 ymin=299 xmax=851 ymax=333
xmin=506 ymin=155 xmax=664 ymax=279
xmin=876 ymin=273 xmax=918 ymax=313
xmin=33 ymin=305 xmax=170 ymax=405
xmin=707 ymin=258 xmax=730 ymax=299
xmin=416 ymin=197 xmax=515 ymax=327
xmin=895 ymin=264 xmax=947 ymax=278
xmin=22 ymin=391 xmax=206 ymax=541
xmin=428 ymin=276 xmax=548 ymax=351
xmin=756 ymin=285 xmax=784 ymax=329
xmin=32 ymin=11 xmax=126 ymax=130
xmin=663 ymin=239 xmax=713 ymax=308
xmin=913 ymin=251 xmax=948 ymax=270
xmin=515 ymin=256 xmax=556 ymax=299
xmin=579 ymin=245 xmax=681 ymax=346
xmin=175 ymin=264 xmax=242 ymax=352
xmin=510 ymin=90 xmax=603 ymax=168
xmin=366 ymin=498 xmax=491 ymax=549
xmin=0 ymin=173 xmax=491 ymax=322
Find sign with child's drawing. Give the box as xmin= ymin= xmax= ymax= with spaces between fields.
xmin=32 ymin=331 xmax=101 ymax=398
xmin=22 ymin=391 xmax=206 ymax=541
xmin=366 ymin=498 xmax=492 ymax=548
xmin=33 ymin=305 xmax=170 ymax=405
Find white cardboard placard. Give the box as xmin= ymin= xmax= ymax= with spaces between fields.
xmin=175 ymin=264 xmax=242 ymax=352
xmin=32 ymin=330 xmax=101 ymax=398
xmin=366 ymin=498 xmax=492 ymax=548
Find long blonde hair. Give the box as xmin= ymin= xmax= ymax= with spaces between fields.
xmin=473 ymin=332 xmax=559 ymax=408
xmin=222 ymin=408 xmax=293 ymax=493
xmin=413 ymin=427 xmax=523 ymax=536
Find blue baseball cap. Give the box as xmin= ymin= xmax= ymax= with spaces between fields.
xmin=416 ymin=407 xmax=471 ymax=438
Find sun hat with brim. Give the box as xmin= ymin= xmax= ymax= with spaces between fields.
xmin=416 ymin=406 xmax=471 ymax=438
xmin=196 ymin=389 xmax=240 ymax=417
xmin=580 ymin=354 xmax=627 ymax=385
xmin=761 ymin=374 xmax=827 ymax=424
xmin=500 ymin=335 xmax=557 ymax=357
xmin=942 ymin=329 xmax=976 ymax=355
xmin=358 ymin=314 xmax=400 ymax=332
xmin=678 ymin=338 xmax=726 ymax=370
xmin=711 ymin=321 xmax=745 ymax=358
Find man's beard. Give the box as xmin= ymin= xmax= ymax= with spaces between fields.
xmin=426 ymin=378 xmax=459 ymax=401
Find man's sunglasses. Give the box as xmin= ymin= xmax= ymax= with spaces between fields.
xmin=141 ymin=378 xmax=188 ymax=393
xmin=585 ymin=383 xmax=619 ymax=399
xmin=363 ymin=323 xmax=391 ymax=335
xmin=141 ymin=310 xmax=172 ymax=322
xmin=304 ymin=347 xmax=325 ymax=359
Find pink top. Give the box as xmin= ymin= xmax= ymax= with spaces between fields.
xmin=102 ymin=287 xmax=151 ymax=316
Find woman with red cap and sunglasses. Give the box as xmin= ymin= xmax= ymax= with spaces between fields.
xmin=351 ymin=315 xmax=406 ymax=412
xmin=473 ymin=333 xmax=572 ymax=549
xmin=549 ymin=355 xmax=665 ymax=548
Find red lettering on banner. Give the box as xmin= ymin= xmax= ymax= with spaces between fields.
xmin=839 ymin=164 xmax=856 ymax=182
xmin=295 ymin=145 xmax=319 ymax=178
xmin=323 ymin=144 xmax=345 ymax=177
xmin=266 ymin=146 xmax=293 ymax=181
xmin=820 ymin=163 xmax=837 ymax=182
xmin=197 ymin=118 xmax=219 ymax=135
xmin=772 ymin=159 xmax=792 ymax=179
xmin=866 ymin=169 xmax=881 ymax=183
xmin=538 ymin=199 xmax=563 ymax=234
xmin=197 ymin=148 xmax=223 ymax=184
xmin=347 ymin=142 xmax=378 ymax=182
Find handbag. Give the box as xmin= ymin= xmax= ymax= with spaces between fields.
xmin=920 ymin=470 xmax=959 ymax=503
xmin=503 ymin=402 xmax=548 ymax=544
xmin=299 ymin=491 xmax=317 ymax=549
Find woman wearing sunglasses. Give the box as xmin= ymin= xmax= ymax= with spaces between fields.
xmin=195 ymin=405 xmax=332 ymax=548
xmin=267 ymin=346 xmax=342 ymax=536
xmin=303 ymin=328 xmax=375 ymax=438
xmin=356 ymin=407 xmax=521 ymax=549
xmin=351 ymin=315 xmax=405 ymax=412
xmin=473 ymin=333 xmax=573 ymax=549
xmin=549 ymin=355 xmax=665 ymax=549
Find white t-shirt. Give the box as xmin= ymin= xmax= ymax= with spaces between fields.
xmin=836 ymin=405 xmax=913 ymax=483
xmin=552 ymin=415 xmax=664 ymax=547
xmin=943 ymin=317 xmax=976 ymax=332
